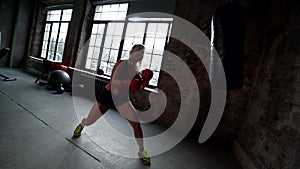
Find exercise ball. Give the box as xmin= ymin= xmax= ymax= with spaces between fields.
xmin=48 ymin=70 xmax=71 ymax=93
xmin=56 ymin=84 xmax=65 ymax=94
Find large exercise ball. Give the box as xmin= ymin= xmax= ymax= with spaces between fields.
xmin=48 ymin=70 xmax=71 ymax=93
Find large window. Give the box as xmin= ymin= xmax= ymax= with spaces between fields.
xmin=85 ymin=3 xmax=173 ymax=86
xmin=121 ymin=18 xmax=172 ymax=86
xmin=85 ymin=3 xmax=128 ymax=73
xmin=41 ymin=9 xmax=72 ymax=62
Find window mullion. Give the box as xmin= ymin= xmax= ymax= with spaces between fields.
xmin=53 ymin=10 xmax=63 ymax=62
xmin=96 ymin=23 xmax=109 ymax=72
xmin=149 ymin=22 xmax=159 ymax=70
xmin=142 ymin=21 xmax=148 ymax=45
xmin=117 ymin=18 xmax=129 ymax=60
xmin=107 ymin=23 xmax=114 ymax=65
xmin=46 ymin=23 xmax=53 ymax=60
xmin=165 ymin=22 xmax=172 ymax=44
xmin=54 ymin=22 xmax=61 ymax=61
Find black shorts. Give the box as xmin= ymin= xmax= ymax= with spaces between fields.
xmin=96 ymin=89 xmax=128 ymax=108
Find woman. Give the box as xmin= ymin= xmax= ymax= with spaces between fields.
xmin=73 ymin=44 xmax=152 ymax=165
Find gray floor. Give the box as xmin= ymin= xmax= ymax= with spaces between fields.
xmin=0 ymin=68 xmax=242 ymax=169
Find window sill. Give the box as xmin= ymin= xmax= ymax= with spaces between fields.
xmin=144 ymin=87 xmax=160 ymax=94
xmin=69 ymin=67 xmax=160 ymax=93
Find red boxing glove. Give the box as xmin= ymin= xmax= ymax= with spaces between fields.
xmin=129 ymin=79 xmax=142 ymax=91
xmin=141 ymin=69 xmax=153 ymax=86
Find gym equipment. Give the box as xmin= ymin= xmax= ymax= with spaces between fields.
xmin=48 ymin=70 xmax=71 ymax=94
xmin=35 ymin=58 xmax=72 ymax=94
xmin=35 ymin=58 xmax=68 ymax=85
xmin=0 ymin=48 xmax=17 ymax=81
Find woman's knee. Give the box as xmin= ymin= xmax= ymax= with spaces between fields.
xmin=97 ymin=102 xmax=109 ymax=114
xmin=130 ymin=121 xmax=141 ymax=130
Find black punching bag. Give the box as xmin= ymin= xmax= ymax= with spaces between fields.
xmin=211 ymin=0 xmax=245 ymax=90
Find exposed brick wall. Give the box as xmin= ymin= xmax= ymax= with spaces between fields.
xmin=27 ymin=2 xmax=45 ymax=57
xmin=237 ymin=0 xmax=300 ymax=168
xmin=160 ymin=39 xmax=211 ymax=130
xmin=172 ymin=0 xmax=300 ymax=168
xmin=153 ymin=0 xmax=215 ymax=133
xmin=23 ymin=58 xmax=44 ymax=77
xmin=63 ymin=0 xmax=87 ymax=67
xmin=73 ymin=0 xmax=94 ymax=69
xmin=167 ymin=0 xmax=268 ymax=138
xmin=213 ymin=0 xmax=270 ymax=138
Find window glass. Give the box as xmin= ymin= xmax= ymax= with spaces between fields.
xmin=41 ymin=9 xmax=73 ymax=62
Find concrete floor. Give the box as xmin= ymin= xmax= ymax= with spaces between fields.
xmin=0 ymin=68 xmax=242 ymax=169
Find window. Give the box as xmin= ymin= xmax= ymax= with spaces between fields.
xmin=41 ymin=9 xmax=73 ymax=62
xmin=85 ymin=3 xmax=173 ymax=86
xmin=85 ymin=3 xmax=128 ymax=73
xmin=122 ymin=18 xmax=173 ymax=86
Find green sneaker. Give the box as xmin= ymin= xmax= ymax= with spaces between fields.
xmin=73 ymin=124 xmax=83 ymax=138
xmin=138 ymin=150 xmax=151 ymax=165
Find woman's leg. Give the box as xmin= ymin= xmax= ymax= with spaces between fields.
xmin=73 ymin=101 xmax=109 ymax=138
xmin=81 ymin=101 xmax=109 ymax=127
xmin=117 ymin=102 xmax=144 ymax=151
xmin=117 ymin=102 xmax=151 ymax=165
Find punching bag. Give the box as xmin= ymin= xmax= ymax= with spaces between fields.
xmin=210 ymin=0 xmax=245 ymax=90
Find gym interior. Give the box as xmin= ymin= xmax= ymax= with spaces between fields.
xmin=0 ymin=0 xmax=299 ymax=169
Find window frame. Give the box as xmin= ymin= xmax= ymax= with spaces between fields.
xmin=121 ymin=19 xmax=173 ymax=87
xmin=39 ymin=5 xmax=73 ymax=63
xmin=84 ymin=2 xmax=129 ymax=75
xmin=85 ymin=2 xmax=173 ymax=88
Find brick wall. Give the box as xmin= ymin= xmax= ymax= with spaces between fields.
xmin=172 ymin=0 xmax=300 ymax=168
xmin=237 ymin=0 xmax=300 ymax=168
xmin=166 ymin=0 xmax=268 ymax=138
